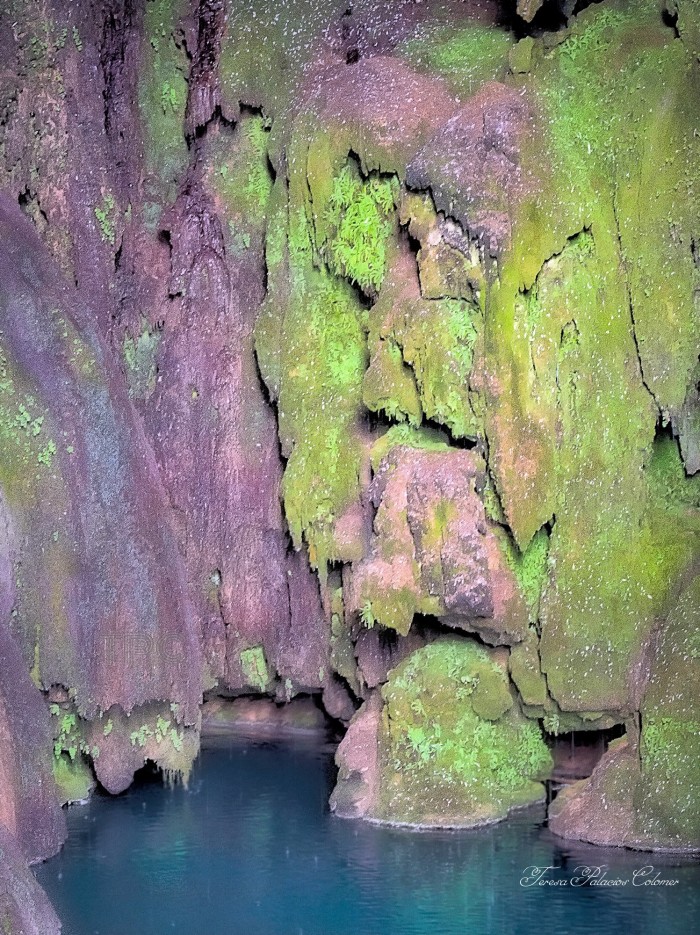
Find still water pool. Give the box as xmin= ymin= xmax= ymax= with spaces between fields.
xmin=35 ymin=732 xmax=700 ymax=935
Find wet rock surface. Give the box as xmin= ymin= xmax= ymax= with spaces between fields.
xmin=0 ymin=828 xmax=62 ymax=935
xmin=0 ymin=5 xmax=696 ymax=904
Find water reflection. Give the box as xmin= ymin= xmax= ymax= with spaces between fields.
xmin=35 ymin=734 xmax=700 ymax=935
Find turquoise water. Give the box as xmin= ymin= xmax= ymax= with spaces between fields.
xmin=36 ymin=732 xmax=700 ymax=935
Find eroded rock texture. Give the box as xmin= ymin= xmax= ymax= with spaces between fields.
xmin=0 ymin=6 xmax=698 ymax=912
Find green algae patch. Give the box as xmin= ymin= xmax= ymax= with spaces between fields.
xmin=240 ymin=646 xmax=270 ymax=692
xmin=374 ymin=639 xmax=551 ymax=826
xmin=396 ymin=22 xmax=513 ymax=98
xmin=53 ymin=754 xmax=94 ymax=806
xmin=138 ymin=0 xmax=189 ymax=223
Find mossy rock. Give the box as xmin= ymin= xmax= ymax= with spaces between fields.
xmin=372 ymin=638 xmax=552 ymax=827
xmin=634 ymin=573 xmax=700 ymax=849
xmin=53 ymin=753 xmax=94 ymax=805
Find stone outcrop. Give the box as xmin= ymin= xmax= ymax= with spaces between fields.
xmin=346 ymin=445 xmax=529 ymax=644
xmin=0 ymin=3 xmax=696 ymax=901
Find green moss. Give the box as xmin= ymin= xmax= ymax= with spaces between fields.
xmin=362 ymin=338 xmax=423 ymax=426
xmin=53 ymin=753 xmax=93 ymax=805
xmin=256 ymin=154 xmax=375 ymax=581
xmin=370 ymin=424 xmax=449 ymax=472
xmin=642 ymin=715 xmax=698 ymax=769
xmin=396 ymin=22 xmax=513 ymax=97
xmin=0 ymin=350 xmax=58 ymax=491
xmin=50 ymin=706 xmax=90 ymax=763
xmin=358 ymin=585 xmax=418 ymax=638
xmin=487 ymin=209 xmax=694 ymax=710
xmin=508 ymin=626 xmax=548 ymax=708
xmin=276 ymin=268 xmax=367 ymax=575
xmin=376 ymin=639 xmax=551 ymax=825
xmin=138 ymin=0 xmax=189 ymax=224
xmin=123 ymin=321 xmax=161 ymax=400
xmin=646 ymin=433 xmax=700 ymax=510
xmin=499 ymin=526 xmax=550 ymax=622
xmin=240 ymin=646 xmax=269 ymax=692
xmin=211 ymin=115 xmax=273 ymax=228
xmin=391 ymin=297 xmax=482 ymax=440
xmin=559 ymin=7 xmax=628 ymax=63
xmin=329 ymin=586 xmax=360 ymax=694
xmin=94 ymin=192 xmax=117 ymax=245
xmin=319 ymin=165 xmax=397 ymax=294
xmin=634 ymin=575 xmax=700 ymax=846
xmin=538 ymin=0 xmax=700 ymax=419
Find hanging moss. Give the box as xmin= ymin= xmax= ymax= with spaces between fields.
xmin=362 ymin=338 xmax=423 ymax=427
xmin=320 ymin=165 xmax=397 ymax=294
xmin=277 ymin=269 xmax=367 ymax=575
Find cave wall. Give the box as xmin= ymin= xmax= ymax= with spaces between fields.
xmin=0 ymin=0 xmax=697 ymax=881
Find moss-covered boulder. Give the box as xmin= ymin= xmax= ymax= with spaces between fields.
xmin=332 ymin=638 xmax=551 ymax=827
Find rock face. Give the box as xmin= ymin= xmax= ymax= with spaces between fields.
xmin=347 ymin=445 xmax=529 ymax=644
xmin=550 ymin=571 xmax=700 ymax=852
xmin=0 ymin=0 xmax=697 ymax=887
xmin=0 ymin=828 xmax=61 ymax=935
xmin=0 ymin=614 xmax=65 ymax=864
